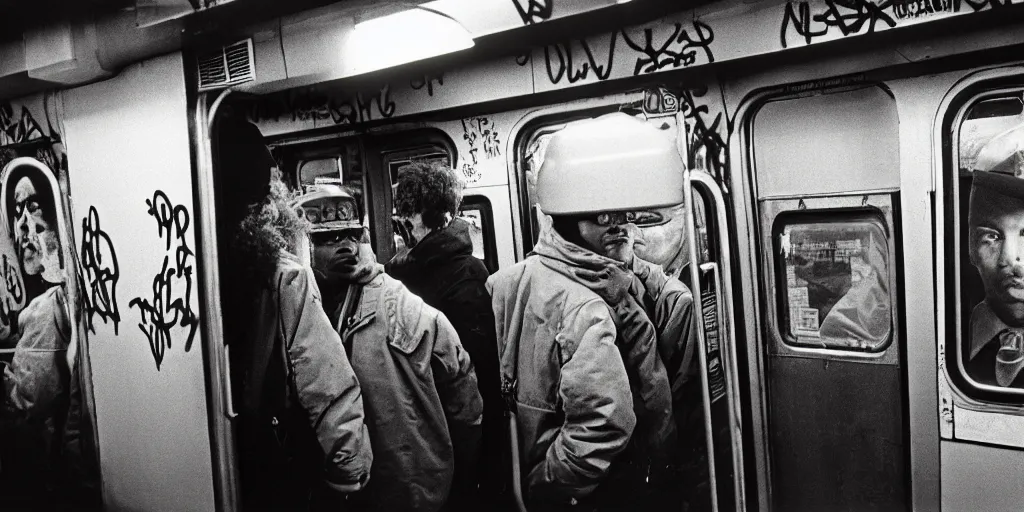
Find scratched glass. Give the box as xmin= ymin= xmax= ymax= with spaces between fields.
xmin=776 ymin=218 xmax=891 ymax=351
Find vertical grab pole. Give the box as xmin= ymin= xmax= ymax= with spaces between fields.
xmin=692 ymin=173 xmax=747 ymax=512
xmin=683 ymin=168 xmax=720 ymax=512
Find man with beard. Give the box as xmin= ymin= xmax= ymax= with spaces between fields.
xmin=488 ymin=113 xmax=679 ymax=511
xmin=298 ymin=186 xmax=484 ymax=512
xmin=966 ymin=169 xmax=1024 ymax=388
xmin=0 ymin=160 xmax=85 ymax=508
xmin=385 ymin=161 xmax=500 ymax=511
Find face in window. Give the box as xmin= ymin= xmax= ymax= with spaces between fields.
xmin=970 ymin=186 xmax=1024 ymax=326
xmin=13 ymin=175 xmax=60 ymax=279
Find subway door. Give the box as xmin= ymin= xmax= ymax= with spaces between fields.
xmin=748 ymin=85 xmax=906 ymax=511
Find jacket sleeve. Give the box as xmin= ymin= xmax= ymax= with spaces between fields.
xmin=609 ymin=295 xmax=678 ymax=459
xmin=430 ymin=311 xmax=484 ymax=428
xmin=527 ymin=299 xmax=637 ymax=501
xmin=632 ymin=257 xmax=700 ymax=395
xmin=430 ymin=311 xmax=484 ymax=502
xmin=279 ymin=266 xmax=373 ymax=492
xmin=3 ymin=289 xmax=71 ymax=423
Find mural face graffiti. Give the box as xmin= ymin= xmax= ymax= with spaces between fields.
xmin=0 ymin=156 xmax=101 ymax=509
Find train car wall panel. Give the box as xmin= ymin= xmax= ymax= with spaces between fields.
xmin=753 ymin=86 xmax=900 ymax=198
xmin=941 ymin=440 xmax=1024 ymax=511
xmin=61 ymin=53 xmax=216 ymax=511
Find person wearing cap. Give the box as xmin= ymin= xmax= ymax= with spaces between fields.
xmin=215 ymin=117 xmax=373 ymax=510
xmin=965 ymin=134 xmax=1024 ymax=388
xmin=384 ymin=160 xmax=501 ymax=511
xmin=296 ymin=185 xmax=484 ymax=512
xmin=487 ymin=113 xmax=681 ymax=510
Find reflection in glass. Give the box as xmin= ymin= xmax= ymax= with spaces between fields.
xmin=778 ymin=218 xmax=891 ymax=350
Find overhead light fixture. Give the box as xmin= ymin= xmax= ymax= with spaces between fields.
xmin=342 ymin=5 xmax=474 ymax=77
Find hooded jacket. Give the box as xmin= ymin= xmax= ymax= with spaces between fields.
xmin=237 ymin=251 xmax=373 ymax=510
xmin=385 ymin=217 xmax=502 ymax=503
xmin=320 ymin=241 xmax=484 ymax=512
xmin=487 ymin=227 xmax=676 ymax=507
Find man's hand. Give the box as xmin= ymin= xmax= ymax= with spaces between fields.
xmin=606 ymin=223 xmax=644 ymax=267
xmin=574 ymin=261 xmax=633 ymax=305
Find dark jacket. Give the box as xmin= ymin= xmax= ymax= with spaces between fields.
xmin=385 ymin=217 xmax=504 ymax=505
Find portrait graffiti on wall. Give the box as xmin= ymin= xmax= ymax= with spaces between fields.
xmin=0 ymin=157 xmax=100 ymax=508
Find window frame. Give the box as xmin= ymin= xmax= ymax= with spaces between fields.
xmin=943 ymin=79 xmax=1024 ymax=403
xmin=760 ymin=194 xmax=900 ymax=365
xmin=770 ymin=209 xmax=894 ymax=353
xmin=459 ymin=194 xmax=498 ymax=274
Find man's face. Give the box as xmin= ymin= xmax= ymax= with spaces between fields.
xmin=971 ymin=192 xmax=1024 ymax=326
xmin=13 ymin=176 xmax=55 ymax=276
xmin=635 ymin=204 xmax=688 ymax=271
xmin=396 ymin=213 xmax=431 ymax=248
xmin=311 ymin=228 xmax=363 ymax=275
xmin=577 ymin=212 xmax=632 ymax=260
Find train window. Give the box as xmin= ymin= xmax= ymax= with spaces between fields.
xmin=459 ymin=195 xmax=498 ymax=273
xmin=950 ymin=90 xmax=1024 ymax=397
xmin=774 ymin=214 xmax=892 ymax=351
xmin=297 ymin=157 xmax=342 ymax=191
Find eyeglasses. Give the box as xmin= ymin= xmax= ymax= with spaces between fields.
xmin=588 ymin=210 xmax=665 ymax=227
xmin=312 ymin=229 xmax=364 ymax=246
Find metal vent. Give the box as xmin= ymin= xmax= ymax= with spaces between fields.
xmin=197 ymin=39 xmax=255 ymax=91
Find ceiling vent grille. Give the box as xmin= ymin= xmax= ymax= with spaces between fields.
xmin=197 ymin=39 xmax=255 ymax=91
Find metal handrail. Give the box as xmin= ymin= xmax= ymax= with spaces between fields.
xmin=692 ymin=171 xmax=747 ymax=512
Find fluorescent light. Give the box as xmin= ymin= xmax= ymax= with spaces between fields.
xmin=343 ymin=7 xmax=473 ymax=76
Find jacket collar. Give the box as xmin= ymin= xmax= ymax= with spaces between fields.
xmin=970 ymin=300 xmax=1020 ymax=360
xmin=532 ymin=224 xmax=624 ymax=282
xmin=388 ymin=217 xmax=474 ymax=278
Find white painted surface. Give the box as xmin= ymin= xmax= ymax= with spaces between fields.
xmin=942 ymin=440 xmax=1024 ymax=512
xmin=62 ymin=53 xmax=215 ymax=512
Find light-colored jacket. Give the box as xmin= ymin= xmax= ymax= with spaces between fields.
xmin=487 ymin=234 xmax=640 ymax=505
xmin=273 ymin=256 xmax=373 ymax=491
xmin=336 ymin=271 xmax=483 ymax=512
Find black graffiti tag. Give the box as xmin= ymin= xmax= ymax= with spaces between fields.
xmin=513 ymin=0 xmax=554 ymax=25
xmin=129 ymin=191 xmax=199 ymax=371
xmin=460 ymin=117 xmax=501 ymax=184
xmin=81 ymin=206 xmax=121 ymax=335
xmin=622 ymin=21 xmax=715 ymax=75
xmin=0 ymin=103 xmax=45 ymax=146
xmin=411 ymin=74 xmax=445 ymax=97
xmin=780 ymin=0 xmax=897 ymax=48
xmin=680 ymin=88 xmax=732 ymax=183
xmin=248 ymin=85 xmax=396 ymax=126
xmin=544 ymin=31 xmax=618 ymax=85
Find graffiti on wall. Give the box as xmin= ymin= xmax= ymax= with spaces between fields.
xmin=411 ymin=73 xmax=445 ymax=97
xmin=459 ymin=116 xmax=502 ymax=184
xmin=248 ymin=84 xmax=397 ymax=127
xmin=542 ymin=21 xmax=715 ymax=87
xmin=513 ymin=0 xmax=554 ymax=25
xmin=81 ymin=206 xmax=121 ymax=335
xmin=128 ymin=190 xmax=199 ymax=370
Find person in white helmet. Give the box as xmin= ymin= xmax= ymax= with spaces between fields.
xmin=488 ymin=113 xmax=681 ymax=511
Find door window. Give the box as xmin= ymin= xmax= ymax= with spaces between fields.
xmin=775 ymin=215 xmax=892 ymax=351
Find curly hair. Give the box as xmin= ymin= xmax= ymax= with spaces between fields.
xmin=394 ymin=160 xmax=463 ymax=231
xmin=226 ymin=171 xmax=308 ymax=285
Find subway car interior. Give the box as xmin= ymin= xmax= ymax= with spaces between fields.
xmin=3 ymin=0 xmax=1024 ymax=510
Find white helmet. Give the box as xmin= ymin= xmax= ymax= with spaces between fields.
xmin=292 ymin=185 xmax=362 ymax=232
xmin=537 ymin=112 xmax=686 ymax=215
